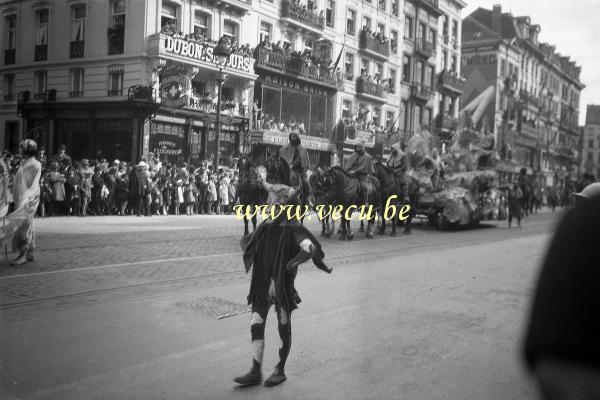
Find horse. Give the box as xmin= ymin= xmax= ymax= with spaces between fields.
xmin=236 ymin=155 xmax=266 ymax=236
xmin=264 ymin=150 xmax=312 ymax=224
xmin=310 ymin=166 xmax=335 ymax=237
xmin=373 ymin=161 xmax=410 ymax=236
xmin=321 ymin=166 xmax=380 ymax=240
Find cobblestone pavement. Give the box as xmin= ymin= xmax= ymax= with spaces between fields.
xmin=0 ymin=212 xmax=559 ymax=323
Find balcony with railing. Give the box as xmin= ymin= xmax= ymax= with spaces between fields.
xmin=254 ymin=47 xmax=342 ymax=89
xmin=356 ymin=76 xmax=386 ymax=102
xmin=415 ymin=0 xmax=442 ymax=17
xmin=4 ymin=48 xmax=15 ymax=65
xmin=108 ymin=89 xmax=123 ymax=97
xmin=69 ymin=91 xmax=84 ymax=98
xmin=204 ymin=0 xmax=252 ymax=14
xmin=414 ymin=38 xmax=434 ymax=59
xmin=280 ymin=0 xmax=324 ymax=33
xmin=4 ymin=94 xmax=15 ymax=102
xmin=438 ymin=70 xmax=465 ymax=96
xmin=70 ymin=40 xmax=85 ymax=58
xmin=34 ymin=44 xmax=48 ymax=61
xmin=359 ymin=29 xmax=390 ymax=60
xmin=410 ymin=82 xmax=433 ymax=102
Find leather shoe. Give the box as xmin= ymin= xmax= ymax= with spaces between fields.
xmin=264 ymin=368 xmax=287 ymax=387
xmin=233 ymin=371 xmax=262 ymax=386
xmin=10 ymin=253 xmax=27 ymax=266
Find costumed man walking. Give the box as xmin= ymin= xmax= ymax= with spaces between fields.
xmin=10 ymin=140 xmax=42 ymax=265
xmin=234 ymin=179 xmax=332 ymax=387
xmin=344 ymin=140 xmax=375 ymax=201
xmin=279 ymin=132 xmax=313 ymax=206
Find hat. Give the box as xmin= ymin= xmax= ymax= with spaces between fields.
xmin=114 ymin=159 xmax=120 ymax=165
xmin=138 ymin=161 xmax=147 ymax=168
xmin=81 ymin=159 xmax=89 ymax=166
xmin=59 ymin=144 xmax=67 ymax=150
xmin=575 ymin=182 xmax=600 ymax=199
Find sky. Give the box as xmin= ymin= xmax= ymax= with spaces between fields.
xmin=462 ymin=0 xmax=600 ymax=125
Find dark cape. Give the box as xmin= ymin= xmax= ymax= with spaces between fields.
xmin=280 ymin=144 xmax=310 ymax=170
xmin=241 ymin=219 xmax=327 ymax=312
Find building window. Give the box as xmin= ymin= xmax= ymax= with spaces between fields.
xmin=442 ymin=15 xmax=449 ymax=41
xmin=391 ymin=30 xmax=398 ymax=53
xmin=109 ymin=0 xmax=126 ymax=55
xmin=588 ymin=139 xmax=593 ymax=148
xmin=112 ymin=0 xmax=126 ymax=26
xmin=404 ymin=15 xmax=413 ymax=39
xmin=429 ymin=28 xmax=436 ymax=48
xmin=388 ymin=69 xmax=396 ymax=93
xmin=375 ymin=63 xmax=383 ymax=82
xmin=378 ymin=23 xmax=385 ymax=36
xmin=194 ymin=11 xmax=210 ymax=38
xmin=36 ymin=9 xmax=49 ymax=45
xmin=392 ymin=0 xmax=399 ymax=16
xmin=3 ymin=74 xmax=15 ymax=101
xmin=70 ymin=68 xmax=84 ymax=97
xmin=418 ymin=22 xmax=426 ymax=41
xmin=283 ymin=31 xmax=293 ymax=48
xmin=326 ymin=0 xmax=335 ymax=28
xmin=72 ymin=5 xmax=86 ymax=41
xmin=342 ymin=99 xmax=352 ymax=119
xmin=415 ymin=61 xmax=423 ymax=83
xmin=443 ymin=50 xmax=448 ymax=70
xmin=347 ymin=9 xmax=356 ymax=36
xmin=363 ymin=16 xmax=371 ymax=30
xmin=402 ymin=54 xmax=411 ymax=82
xmin=108 ymin=66 xmax=124 ymax=96
xmin=424 ymin=108 xmax=432 ymax=127
xmin=386 ymin=111 xmax=394 ymax=130
xmin=161 ymin=2 xmax=178 ymax=32
xmin=223 ymin=21 xmax=238 ymax=42
xmin=373 ymin=108 xmax=381 ymax=126
xmin=379 ymin=0 xmax=386 ymax=11
xmin=414 ymin=105 xmax=422 ymax=131
xmin=360 ymin=58 xmax=369 ymax=76
xmin=344 ymin=52 xmax=354 ymax=79
xmin=5 ymin=14 xmax=17 ymax=50
xmin=259 ymin=21 xmax=272 ymax=43
xmin=34 ymin=70 xmax=47 ymax=99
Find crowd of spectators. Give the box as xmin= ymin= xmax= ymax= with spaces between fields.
xmin=160 ymin=22 xmax=254 ymax=59
xmin=2 ymin=146 xmax=239 ymax=218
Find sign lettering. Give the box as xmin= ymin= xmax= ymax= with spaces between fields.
xmin=164 ymin=36 xmax=253 ymax=73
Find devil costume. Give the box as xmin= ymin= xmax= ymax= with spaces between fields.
xmin=234 ymin=217 xmax=331 ymax=387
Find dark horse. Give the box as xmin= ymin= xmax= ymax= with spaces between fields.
xmin=373 ymin=161 xmax=409 ymax=236
xmin=310 ymin=166 xmax=335 ymax=237
xmin=236 ymin=155 xmax=266 ymax=236
xmin=322 ymin=166 xmax=380 ymax=240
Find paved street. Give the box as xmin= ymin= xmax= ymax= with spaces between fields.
xmin=0 ymin=211 xmax=560 ymax=399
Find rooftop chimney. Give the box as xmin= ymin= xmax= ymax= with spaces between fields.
xmin=492 ymin=4 xmax=502 ymax=33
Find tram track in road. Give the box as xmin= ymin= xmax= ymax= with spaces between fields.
xmin=0 ymin=217 xmax=554 ymax=316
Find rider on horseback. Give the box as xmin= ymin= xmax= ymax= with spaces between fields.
xmin=344 ymin=140 xmax=375 ymax=202
xmin=279 ymin=132 xmax=313 ymax=206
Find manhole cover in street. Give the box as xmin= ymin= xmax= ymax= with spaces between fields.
xmin=176 ymin=297 xmax=250 ymax=319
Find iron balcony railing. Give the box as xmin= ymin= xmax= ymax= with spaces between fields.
xmin=359 ymin=29 xmax=390 ymax=58
xmin=34 ymin=44 xmax=48 ymax=61
xmin=4 ymin=48 xmax=15 ymax=65
xmin=108 ymin=89 xmax=123 ymax=96
xmin=280 ymin=0 xmax=324 ymax=31
xmin=356 ymin=76 xmax=386 ymax=98
xmin=411 ymin=82 xmax=433 ymax=101
xmin=438 ymin=70 xmax=465 ymax=94
xmin=254 ymin=47 xmax=342 ymax=88
xmin=69 ymin=91 xmax=84 ymax=98
xmin=4 ymin=94 xmax=15 ymax=101
xmin=415 ymin=38 xmax=434 ymax=58
xmin=70 ymin=40 xmax=85 ymax=58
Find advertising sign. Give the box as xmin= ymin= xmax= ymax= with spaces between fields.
xmin=164 ymin=36 xmax=253 ymax=73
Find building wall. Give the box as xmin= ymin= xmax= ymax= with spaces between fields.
xmin=582 ymin=105 xmax=600 ymax=178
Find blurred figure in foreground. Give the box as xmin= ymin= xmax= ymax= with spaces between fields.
xmin=523 ymin=182 xmax=600 ymax=399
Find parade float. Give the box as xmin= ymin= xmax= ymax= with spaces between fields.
xmin=408 ymin=85 xmax=507 ymax=229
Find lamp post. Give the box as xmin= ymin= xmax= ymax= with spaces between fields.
xmin=212 ymin=36 xmax=232 ymax=170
